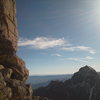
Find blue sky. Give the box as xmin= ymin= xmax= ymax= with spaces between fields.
xmin=16 ymin=0 xmax=100 ymax=75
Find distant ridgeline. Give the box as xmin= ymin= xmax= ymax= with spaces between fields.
xmin=27 ymin=74 xmax=72 ymax=89
xmin=33 ymin=65 xmax=100 ymax=100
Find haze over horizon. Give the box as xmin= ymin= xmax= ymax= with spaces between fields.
xmin=16 ymin=0 xmax=100 ymax=75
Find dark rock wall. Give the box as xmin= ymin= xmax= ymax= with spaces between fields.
xmin=34 ymin=66 xmax=100 ymax=100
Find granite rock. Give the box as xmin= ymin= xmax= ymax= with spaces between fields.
xmin=0 ymin=0 xmax=33 ymax=100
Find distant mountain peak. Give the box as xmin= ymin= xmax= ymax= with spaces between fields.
xmin=79 ymin=65 xmax=96 ymax=73
xmin=34 ymin=66 xmax=100 ymax=100
xmin=72 ymin=65 xmax=99 ymax=84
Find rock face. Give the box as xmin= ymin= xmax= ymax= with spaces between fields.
xmin=0 ymin=0 xmax=32 ymax=100
xmin=33 ymin=66 xmax=100 ymax=100
xmin=0 ymin=0 xmax=18 ymax=55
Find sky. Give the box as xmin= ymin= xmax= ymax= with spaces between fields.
xmin=16 ymin=0 xmax=100 ymax=75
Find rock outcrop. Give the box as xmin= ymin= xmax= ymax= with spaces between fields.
xmin=0 ymin=0 xmax=18 ymax=55
xmin=33 ymin=66 xmax=100 ymax=100
xmin=0 ymin=0 xmax=32 ymax=100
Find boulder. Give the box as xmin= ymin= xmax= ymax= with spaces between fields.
xmin=0 ymin=65 xmax=33 ymax=100
xmin=0 ymin=55 xmax=29 ymax=80
xmin=0 ymin=65 xmax=4 ymax=70
xmin=0 ymin=72 xmax=12 ymax=100
xmin=11 ymin=84 xmax=33 ymax=100
xmin=0 ymin=68 xmax=12 ymax=79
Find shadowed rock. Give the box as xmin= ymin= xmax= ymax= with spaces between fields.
xmin=33 ymin=65 xmax=100 ymax=100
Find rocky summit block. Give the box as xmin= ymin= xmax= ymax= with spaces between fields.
xmin=0 ymin=0 xmax=33 ymax=100
xmin=0 ymin=0 xmax=18 ymax=55
xmin=71 ymin=65 xmax=100 ymax=86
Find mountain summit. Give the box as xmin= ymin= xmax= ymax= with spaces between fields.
xmin=34 ymin=66 xmax=100 ymax=100
xmin=71 ymin=65 xmax=100 ymax=85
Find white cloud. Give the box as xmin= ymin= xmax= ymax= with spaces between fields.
xmin=62 ymin=46 xmax=96 ymax=54
xmin=52 ymin=54 xmax=62 ymax=57
xmin=85 ymin=56 xmax=94 ymax=60
xmin=68 ymin=57 xmax=88 ymax=62
xmin=67 ymin=56 xmax=94 ymax=62
xmin=18 ymin=37 xmax=65 ymax=49
xmin=18 ymin=37 xmax=96 ymax=55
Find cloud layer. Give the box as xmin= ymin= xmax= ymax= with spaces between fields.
xmin=67 ymin=56 xmax=94 ymax=62
xmin=62 ymin=46 xmax=96 ymax=54
xmin=18 ymin=37 xmax=96 ymax=54
xmin=52 ymin=53 xmax=62 ymax=57
xmin=18 ymin=37 xmax=65 ymax=49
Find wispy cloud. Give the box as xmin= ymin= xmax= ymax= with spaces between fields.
xmin=67 ymin=56 xmax=94 ymax=63
xmin=52 ymin=53 xmax=62 ymax=57
xmin=85 ymin=56 xmax=94 ymax=60
xmin=62 ymin=46 xmax=96 ymax=54
xmin=18 ymin=37 xmax=65 ymax=49
xmin=18 ymin=37 xmax=96 ymax=55
xmin=68 ymin=57 xmax=88 ymax=63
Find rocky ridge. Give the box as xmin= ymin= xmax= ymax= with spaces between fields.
xmin=34 ymin=65 xmax=100 ymax=100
